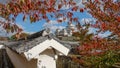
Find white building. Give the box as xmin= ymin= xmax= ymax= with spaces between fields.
xmin=55 ymin=23 xmax=78 ymax=37
xmin=0 ymin=29 xmax=79 ymax=68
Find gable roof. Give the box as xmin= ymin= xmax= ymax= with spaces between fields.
xmin=24 ymin=39 xmax=70 ymax=60
xmin=0 ymin=30 xmax=79 ymax=54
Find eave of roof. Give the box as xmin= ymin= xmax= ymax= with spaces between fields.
xmin=0 ymin=30 xmax=79 ymax=54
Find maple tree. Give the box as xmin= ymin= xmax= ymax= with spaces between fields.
xmin=86 ymin=0 xmax=120 ymax=37
xmin=0 ymin=0 xmax=84 ymax=33
xmin=84 ymin=0 xmax=120 ymax=53
xmin=71 ymin=0 xmax=120 ymax=67
xmin=72 ymin=25 xmax=120 ymax=67
xmin=0 ymin=0 xmax=120 ymax=67
xmin=0 ymin=0 xmax=86 ymax=41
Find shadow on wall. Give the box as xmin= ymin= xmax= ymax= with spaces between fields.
xmin=0 ymin=49 xmax=14 ymax=68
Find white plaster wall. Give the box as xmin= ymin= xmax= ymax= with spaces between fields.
xmin=6 ymin=47 xmax=37 ymax=68
xmin=0 ymin=45 xmax=4 ymax=49
xmin=35 ymin=49 xmax=57 ymax=68
xmin=37 ymin=55 xmax=56 ymax=68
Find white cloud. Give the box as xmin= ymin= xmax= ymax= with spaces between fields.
xmin=55 ymin=0 xmax=84 ymax=10
xmin=88 ymin=27 xmax=111 ymax=38
xmin=98 ymin=31 xmax=111 ymax=38
xmin=81 ymin=18 xmax=95 ymax=24
xmin=43 ymin=20 xmax=58 ymax=27
xmin=50 ymin=26 xmax=65 ymax=32
xmin=43 ymin=20 xmax=65 ymax=32
xmin=23 ymin=31 xmax=35 ymax=34
xmin=43 ymin=17 xmax=67 ymax=28
xmin=88 ymin=27 xmax=97 ymax=34
xmin=0 ymin=26 xmax=15 ymax=37
xmin=43 ymin=22 xmax=57 ymax=30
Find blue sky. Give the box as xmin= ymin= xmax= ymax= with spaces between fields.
xmin=15 ymin=11 xmax=93 ymax=33
xmin=14 ymin=0 xmax=91 ymax=33
xmin=13 ymin=10 xmax=111 ymax=38
xmin=0 ymin=0 xmax=112 ymax=37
